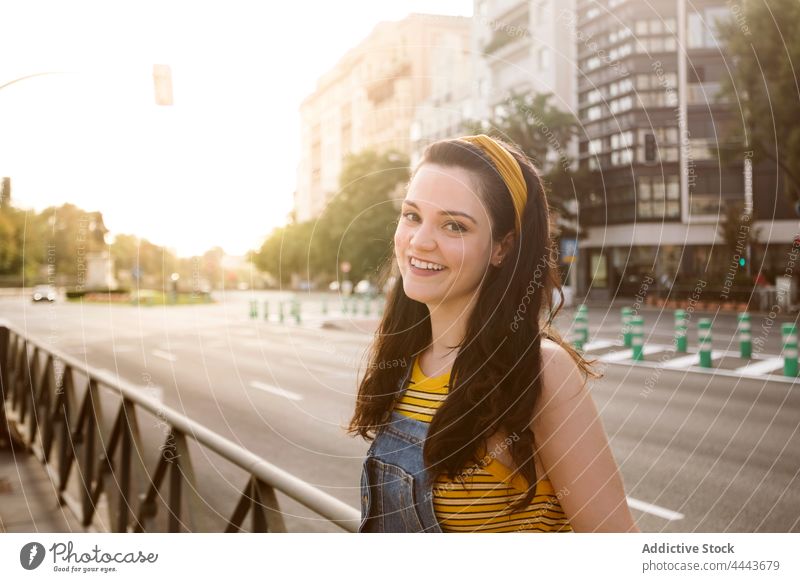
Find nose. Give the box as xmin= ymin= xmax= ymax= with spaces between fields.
xmin=409 ymin=221 xmax=437 ymax=252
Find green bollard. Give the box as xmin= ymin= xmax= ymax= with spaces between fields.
xmin=578 ymin=304 xmax=589 ymax=343
xmin=322 ymin=296 xmax=328 ymax=315
xmin=738 ymin=312 xmax=751 ymax=359
xmin=293 ymin=299 xmax=301 ymax=324
xmin=631 ymin=315 xmax=644 ymax=361
xmin=621 ymin=307 xmax=633 ymax=347
xmin=782 ymin=323 xmax=797 ymax=377
xmin=278 ymin=301 xmax=284 ymax=324
xmin=674 ymin=309 xmax=688 ymax=353
xmin=781 ymin=322 xmax=793 ymax=349
xmin=698 ymin=318 xmax=712 ymax=368
xmin=574 ymin=311 xmax=588 ymax=347
xmin=249 ymin=299 xmax=258 ymax=319
xmin=364 ymin=296 xmax=372 ymax=316
xmin=263 ymin=300 xmax=269 ymax=321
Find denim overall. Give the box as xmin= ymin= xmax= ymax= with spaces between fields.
xmin=358 ymin=361 xmax=444 ymax=533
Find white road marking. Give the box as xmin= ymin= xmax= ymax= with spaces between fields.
xmin=735 ymin=357 xmax=785 ymax=376
xmin=151 ymin=349 xmax=177 ymax=362
xmin=598 ymin=345 xmax=668 ymax=363
xmin=664 ymin=352 xmax=704 ymax=370
xmin=112 ymin=345 xmax=136 ymax=353
xmin=627 ymin=497 xmax=685 ymax=521
xmin=249 ymin=381 xmax=303 ymax=401
xmin=302 ymin=363 xmax=353 ymax=377
xmin=583 ymin=339 xmax=617 ymax=351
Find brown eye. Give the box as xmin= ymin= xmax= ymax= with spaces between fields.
xmin=445 ymin=222 xmax=467 ymax=233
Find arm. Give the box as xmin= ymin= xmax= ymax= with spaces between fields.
xmin=531 ymin=341 xmax=640 ymax=532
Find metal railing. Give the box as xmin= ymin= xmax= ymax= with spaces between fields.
xmin=0 ymin=321 xmax=359 ymax=532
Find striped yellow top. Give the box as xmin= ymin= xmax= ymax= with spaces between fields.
xmin=393 ymin=356 xmax=572 ymax=533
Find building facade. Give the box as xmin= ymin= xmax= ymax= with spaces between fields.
xmin=295 ymin=14 xmax=471 ymax=223
xmin=574 ymin=0 xmax=797 ymax=299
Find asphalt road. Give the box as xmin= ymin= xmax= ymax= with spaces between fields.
xmin=1 ymin=291 xmax=798 ymax=532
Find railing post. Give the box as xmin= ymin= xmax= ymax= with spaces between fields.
xmin=0 ymin=325 xmax=10 ymax=448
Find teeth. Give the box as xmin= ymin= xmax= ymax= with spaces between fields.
xmin=410 ymin=257 xmax=444 ymax=271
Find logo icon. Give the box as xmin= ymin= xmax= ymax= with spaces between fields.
xmin=20 ymin=542 xmax=46 ymax=570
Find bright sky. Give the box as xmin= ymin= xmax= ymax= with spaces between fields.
xmin=0 ymin=0 xmax=472 ymax=258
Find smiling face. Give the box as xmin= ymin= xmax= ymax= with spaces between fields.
xmin=395 ymin=163 xmax=508 ymax=308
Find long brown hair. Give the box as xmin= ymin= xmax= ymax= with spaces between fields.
xmin=347 ymin=137 xmax=601 ymax=512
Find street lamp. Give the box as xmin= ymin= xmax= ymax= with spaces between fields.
xmin=170 ymin=272 xmax=180 ymax=303
xmin=0 ymin=65 xmax=173 ymax=105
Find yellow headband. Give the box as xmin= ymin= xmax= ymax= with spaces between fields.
xmin=458 ymin=134 xmax=527 ymax=236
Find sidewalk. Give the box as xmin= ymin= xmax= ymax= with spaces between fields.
xmin=320 ymin=317 xmax=381 ymax=335
xmin=316 ymin=296 xmax=800 ymax=337
xmin=579 ymin=296 xmax=800 ymax=322
xmin=0 ymin=439 xmax=83 ymax=533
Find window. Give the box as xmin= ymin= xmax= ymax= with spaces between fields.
xmin=638 ymin=177 xmax=681 ymax=218
xmin=589 ymin=138 xmax=603 ymax=155
xmin=666 ymin=175 xmax=680 ymax=199
xmin=639 ymin=180 xmax=651 ymax=201
xmin=611 ymin=148 xmax=633 ymax=166
xmin=538 ymin=47 xmax=551 ymax=71
xmin=610 ymin=96 xmax=633 ymax=113
xmin=688 ymin=8 xmax=730 ymax=49
xmin=650 ymin=19 xmax=664 ymax=34
xmin=536 ymin=1 xmax=547 ymax=23
xmin=689 ymin=66 xmax=706 ymax=83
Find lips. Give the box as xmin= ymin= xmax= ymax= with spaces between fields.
xmin=408 ymin=255 xmax=447 ymax=271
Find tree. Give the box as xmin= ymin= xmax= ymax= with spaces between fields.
xmin=717 ymin=201 xmax=761 ymax=279
xmin=463 ymin=90 xmax=588 ymax=235
xmin=319 ymin=149 xmax=409 ymax=283
xmin=716 ymin=0 xmax=800 ymax=205
xmin=253 ymin=149 xmax=409 ymax=287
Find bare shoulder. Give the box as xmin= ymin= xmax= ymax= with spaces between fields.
xmin=537 ymin=338 xmax=588 ymax=412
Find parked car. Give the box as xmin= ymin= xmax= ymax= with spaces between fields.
xmin=32 ymin=285 xmax=57 ymax=302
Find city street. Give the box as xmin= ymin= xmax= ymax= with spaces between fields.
xmin=1 ymin=291 xmax=798 ymax=532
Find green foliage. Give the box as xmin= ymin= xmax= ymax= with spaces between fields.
xmin=253 ymin=149 xmax=409 ymax=286
xmin=462 ymin=90 xmax=586 ymax=222
xmin=0 ymin=202 xmax=108 ymax=282
xmin=717 ymin=201 xmax=761 ymax=258
xmin=0 ymin=200 xmax=224 ymax=290
xmin=715 ymin=0 xmax=800 ymax=202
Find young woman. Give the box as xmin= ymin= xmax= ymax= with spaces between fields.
xmin=347 ymin=135 xmax=639 ymax=533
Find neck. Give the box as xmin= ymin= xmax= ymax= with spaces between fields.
xmin=425 ymin=292 xmax=478 ymax=361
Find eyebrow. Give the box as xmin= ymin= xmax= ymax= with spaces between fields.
xmin=401 ymin=200 xmax=477 ymax=225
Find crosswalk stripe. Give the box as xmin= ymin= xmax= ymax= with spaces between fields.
xmin=151 ymin=349 xmax=177 ymax=362
xmin=249 ymin=381 xmax=303 ymax=401
xmin=627 ymin=497 xmax=684 ymax=520
xmin=598 ymin=345 xmax=667 ymax=362
xmin=735 ymin=357 xmax=785 ymax=376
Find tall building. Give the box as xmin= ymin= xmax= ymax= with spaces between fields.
xmin=409 ymin=23 xmax=474 ymax=167
xmin=574 ymin=0 xmax=797 ymax=298
xmin=474 ymin=0 xmax=577 ymax=115
xmin=295 ymin=14 xmax=471 ymax=223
